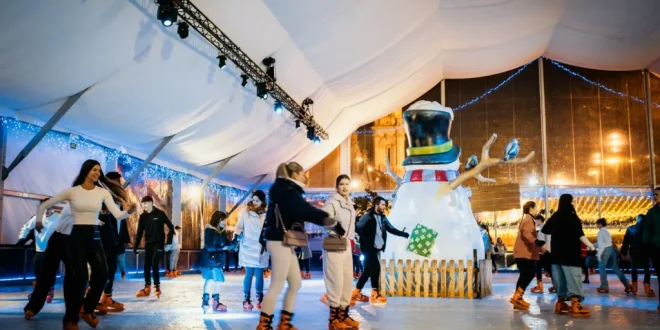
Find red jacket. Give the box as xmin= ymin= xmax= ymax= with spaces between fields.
xmin=581 ymin=243 xmax=587 ymax=258
xmin=351 ymin=239 xmax=360 ymax=255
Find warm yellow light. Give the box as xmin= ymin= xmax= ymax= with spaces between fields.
xmin=357 ymin=157 xmax=363 ymax=163
xmin=594 ymin=153 xmax=601 ymax=159
xmin=609 ymin=133 xmax=620 ymax=141
xmin=188 ymin=186 xmax=202 ymax=199
xmin=588 ymin=170 xmax=599 ymax=176
xmin=606 ymin=157 xmax=620 ymax=165
xmin=611 ymin=147 xmax=620 ymax=152
xmin=367 ymin=166 xmax=373 ymax=172
xmin=594 ymin=159 xmax=601 ymax=165
xmin=351 ymin=181 xmax=359 ymax=188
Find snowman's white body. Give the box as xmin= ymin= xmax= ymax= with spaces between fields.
xmin=383 ymin=161 xmax=485 ymax=263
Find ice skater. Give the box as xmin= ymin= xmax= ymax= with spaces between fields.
xmin=234 ymin=190 xmax=269 ymax=312
xmin=134 ymin=196 xmax=174 ymax=298
xmin=199 ymin=211 xmax=231 ymax=313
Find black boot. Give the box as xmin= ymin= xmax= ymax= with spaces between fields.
xmin=202 ymin=293 xmax=210 ymax=313
xmin=243 ymin=291 xmax=253 ymax=312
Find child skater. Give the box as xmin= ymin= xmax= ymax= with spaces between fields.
xmin=200 ymin=211 xmax=231 ymax=313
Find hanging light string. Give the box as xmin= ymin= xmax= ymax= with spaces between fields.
xmin=0 ymin=117 xmax=245 ymax=202
xmin=549 ymin=59 xmax=660 ymax=108
xmin=356 ymin=60 xmax=535 ymax=134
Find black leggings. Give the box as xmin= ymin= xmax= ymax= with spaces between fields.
xmin=34 ymin=251 xmax=46 ymax=278
xmin=535 ymin=253 xmax=552 ymax=281
xmin=144 ymin=242 xmax=163 ymax=286
xmin=68 ymin=225 xmax=108 ymax=319
xmin=356 ymin=249 xmax=380 ymax=290
xmin=298 ymin=258 xmax=310 ymax=273
xmin=515 ymin=258 xmax=536 ymax=291
xmin=103 ymin=248 xmax=118 ymax=294
xmin=25 ymin=232 xmax=73 ymax=322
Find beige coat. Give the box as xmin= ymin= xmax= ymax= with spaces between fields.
xmin=321 ymin=192 xmax=356 ymax=239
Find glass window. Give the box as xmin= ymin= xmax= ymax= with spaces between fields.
xmin=307 ymin=145 xmax=341 ymax=188
xmin=543 ymin=60 xmax=650 ymax=186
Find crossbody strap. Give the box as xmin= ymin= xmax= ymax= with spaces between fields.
xmin=274 ymin=204 xmax=287 ymax=233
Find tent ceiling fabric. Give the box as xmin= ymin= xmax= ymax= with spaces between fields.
xmin=1 ymin=0 xmax=659 ymax=186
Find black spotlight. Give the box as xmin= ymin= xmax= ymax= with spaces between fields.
xmin=156 ymin=1 xmax=177 ymax=27
xmin=274 ymin=101 xmax=283 ymax=114
xmin=262 ymin=57 xmax=276 ymax=81
xmin=256 ymin=82 xmax=268 ymax=100
xmin=217 ymin=55 xmax=227 ymax=69
xmin=295 ymin=120 xmax=301 ymax=130
xmin=240 ymin=74 xmax=249 ymax=87
xmin=177 ymin=22 xmax=189 ymax=39
xmin=306 ymin=125 xmax=315 ymax=140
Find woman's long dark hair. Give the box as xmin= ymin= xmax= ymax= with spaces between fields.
xmin=72 ymin=159 xmax=127 ymax=202
xmin=556 ymin=194 xmax=576 ymax=215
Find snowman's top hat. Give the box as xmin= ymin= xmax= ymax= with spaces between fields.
xmin=402 ymin=100 xmax=461 ymax=166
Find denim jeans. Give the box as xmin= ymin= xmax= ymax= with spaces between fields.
xmin=243 ymin=267 xmax=265 ymax=296
xmin=598 ymin=246 xmax=629 ymax=290
xmin=551 ymin=264 xmax=584 ymax=301
xmin=117 ymin=252 xmax=127 ymax=274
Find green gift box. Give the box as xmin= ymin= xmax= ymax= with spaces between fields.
xmin=406 ymin=223 xmax=438 ymax=258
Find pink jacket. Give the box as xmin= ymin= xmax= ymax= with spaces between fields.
xmin=513 ymin=214 xmax=540 ymax=260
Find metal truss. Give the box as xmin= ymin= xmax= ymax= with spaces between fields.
xmin=173 ymin=0 xmax=329 ymax=139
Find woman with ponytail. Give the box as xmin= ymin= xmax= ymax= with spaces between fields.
xmin=27 ymin=159 xmax=136 ymax=329
xmin=256 ymin=162 xmax=339 ymax=330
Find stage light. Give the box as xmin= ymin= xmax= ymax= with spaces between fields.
xmin=240 ymin=74 xmax=249 ymax=87
xmin=295 ymin=120 xmax=301 ymax=130
xmin=256 ymin=82 xmax=268 ymax=99
xmin=262 ymin=57 xmax=276 ymax=81
xmin=156 ymin=1 xmax=177 ymax=27
xmin=177 ymin=22 xmax=189 ymax=39
xmin=217 ymin=55 xmax=227 ymax=69
xmin=314 ymin=136 xmax=321 ymax=145
xmin=306 ymin=126 xmax=315 ymax=140
xmin=274 ymin=101 xmax=283 ymax=114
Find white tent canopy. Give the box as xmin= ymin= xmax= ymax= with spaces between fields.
xmin=1 ymin=0 xmax=659 ymax=187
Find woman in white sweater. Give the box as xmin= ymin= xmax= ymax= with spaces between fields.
xmin=322 ymin=175 xmax=360 ymax=330
xmin=30 ymin=159 xmax=136 ymax=329
xmin=596 ymin=218 xmax=631 ymax=293
xmin=235 ymin=190 xmax=269 ymax=312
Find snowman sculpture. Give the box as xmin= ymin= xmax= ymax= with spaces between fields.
xmin=383 ymin=100 xmax=534 ymax=264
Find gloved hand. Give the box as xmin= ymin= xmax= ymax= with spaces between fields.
xmin=401 ymin=231 xmax=410 ymax=239
xmin=333 ymin=223 xmax=346 ymax=236
xmin=16 ymin=238 xmax=28 ymax=246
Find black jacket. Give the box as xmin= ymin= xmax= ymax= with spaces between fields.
xmin=134 ymin=207 xmax=174 ymax=248
xmin=118 ymin=218 xmax=130 ymax=244
xmin=356 ymin=209 xmax=407 ymax=252
xmin=260 ymin=178 xmax=331 ymax=246
xmin=99 ymin=212 xmax=119 ymax=250
xmin=198 ymin=225 xmax=229 ymax=268
xmin=621 ymin=221 xmax=645 ymax=256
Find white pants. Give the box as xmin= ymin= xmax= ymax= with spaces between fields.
xmin=262 ymin=241 xmax=302 ymax=315
xmin=323 ymin=244 xmax=353 ymax=308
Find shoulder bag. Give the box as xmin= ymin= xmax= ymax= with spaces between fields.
xmin=274 ymin=204 xmax=308 ymax=247
xmin=323 ymin=202 xmax=350 ymax=252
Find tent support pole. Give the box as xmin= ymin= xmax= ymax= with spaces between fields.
xmin=643 ymin=69 xmax=656 ymax=188
xmin=2 ymin=86 xmax=92 ymax=180
xmin=226 ymin=174 xmax=267 ymax=216
xmin=200 ymin=153 xmax=240 ymax=188
xmin=123 ymin=135 xmax=175 ymax=188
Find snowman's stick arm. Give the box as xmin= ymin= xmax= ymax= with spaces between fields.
xmin=384 ymin=155 xmax=403 ymax=185
xmin=447 ymin=133 xmax=535 ymax=190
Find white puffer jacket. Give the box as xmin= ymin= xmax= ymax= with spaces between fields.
xmin=18 ymin=213 xmax=59 ymax=252
xmin=321 ymin=192 xmax=356 ymax=239
xmin=235 ymin=208 xmax=269 ymax=268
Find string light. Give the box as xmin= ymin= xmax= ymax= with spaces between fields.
xmin=1 ymin=118 xmax=244 ymax=203
xmin=548 ymin=59 xmax=660 ymax=108
xmin=356 ymin=60 xmax=535 ymax=134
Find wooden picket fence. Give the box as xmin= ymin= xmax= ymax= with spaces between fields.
xmin=379 ymin=254 xmax=492 ymax=299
